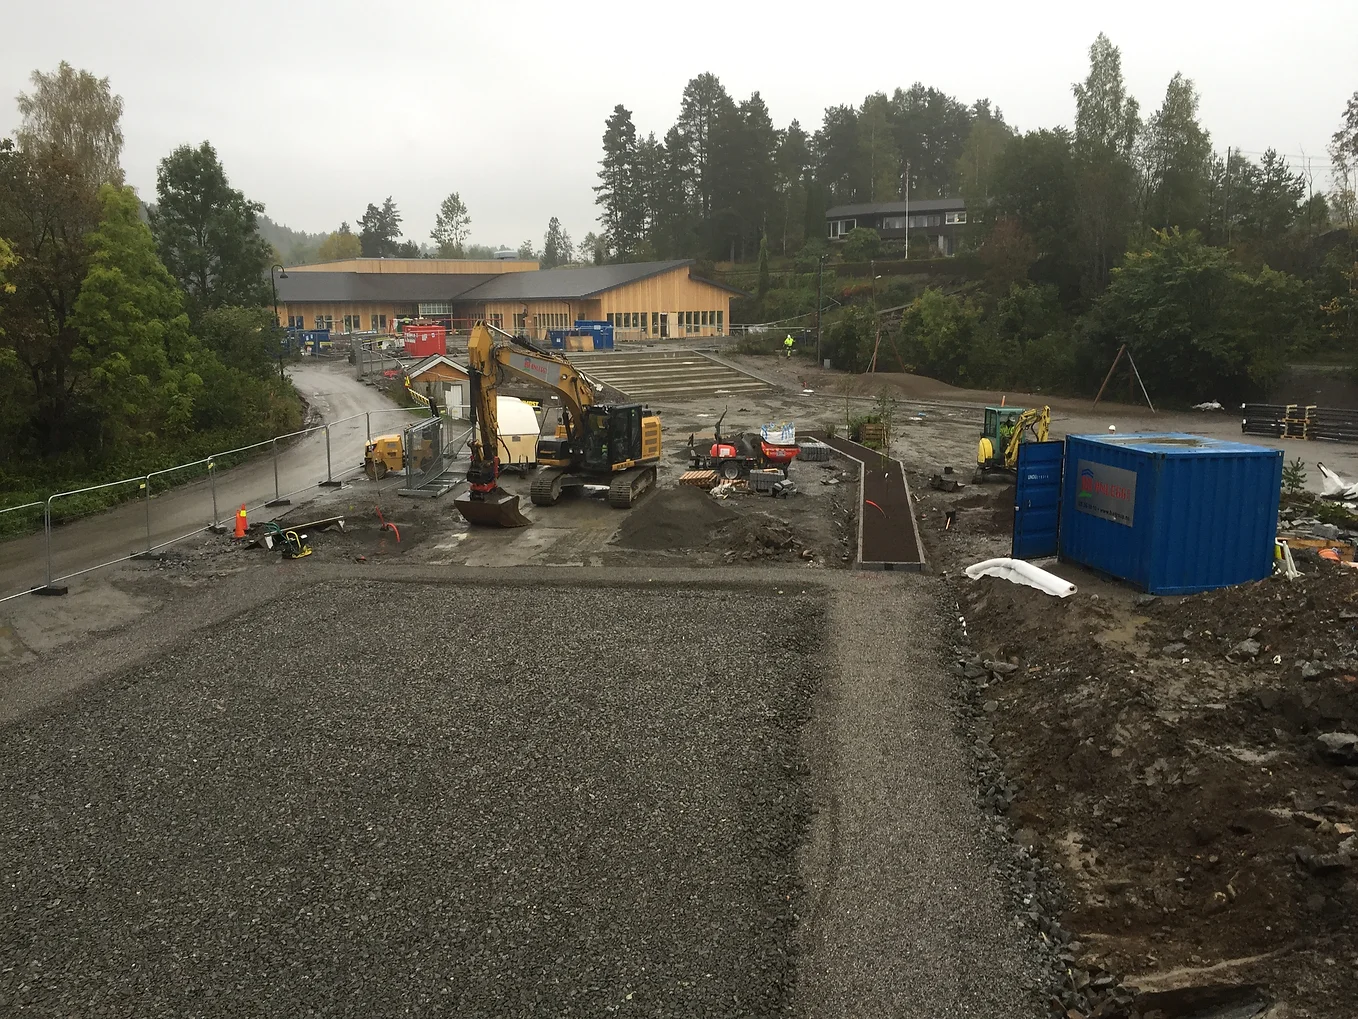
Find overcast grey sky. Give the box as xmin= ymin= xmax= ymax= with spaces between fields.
xmin=2 ymin=0 xmax=1354 ymax=249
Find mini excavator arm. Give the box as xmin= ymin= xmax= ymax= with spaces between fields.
xmin=1002 ymin=405 xmax=1051 ymax=470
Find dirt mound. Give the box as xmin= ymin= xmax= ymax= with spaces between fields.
xmin=955 ymin=560 xmax=1358 ymax=1015
xmin=613 ymin=486 xmax=737 ymax=551
xmin=713 ymin=513 xmax=808 ymax=562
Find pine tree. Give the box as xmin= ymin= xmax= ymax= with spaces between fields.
xmin=594 ymin=105 xmax=646 ymax=259
xmin=358 ymin=197 xmax=402 ymax=257
xmin=1071 ymin=33 xmax=1141 ymax=297
xmin=542 ymin=216 xmax=572 ymax=268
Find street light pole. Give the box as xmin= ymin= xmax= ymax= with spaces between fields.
xmin=270 ymin=263 xmax=288 ymax=382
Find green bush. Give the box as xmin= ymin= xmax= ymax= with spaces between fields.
xmin=842 ymin=227 xmax=882 ymax=263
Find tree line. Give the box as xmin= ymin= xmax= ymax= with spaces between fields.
xmin=589 ymin=36 xmax=1356 ymax=403
xmin=273 ymin=192 xmax=592 ymax=270
xmin=0 ymin=63 xmax=301 ymax=489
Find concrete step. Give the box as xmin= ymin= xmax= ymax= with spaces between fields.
xmin=566 ymin=348 xmax=774 ymax=401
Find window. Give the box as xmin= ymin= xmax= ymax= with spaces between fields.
xmin=908 ymin=213 xmax=942 ymax=228
xmin=607 ymin=312 xmax=614 ymax=325
xmin=827 ymin=218 xmax=857 ymax=239
xmin=701 ymin=311 xmax=708 ymax=326
xmin=315 ymin=315 xmax=324 ymax=329
xmin=945 ymin=211 xmax=967 ymax=225
xmin=419 ymin=302 xmax=452 ymax=316
xmin=514 ymin=312 xmax=527 ymax=331
xmin=652 ymin=312 xmax=659 ymax=333
xmin=716 ymin=310 xmax=723 ymax=331
xmin=371 ymin=314 xmax=379 ymax=331
xmin=324 ymin=316 xmax=333 ymax=331
xmin=881 ymin=216 xmax=907 ymax=230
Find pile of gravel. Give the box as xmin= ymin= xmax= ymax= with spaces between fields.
xmin=0 ymin=580 xmax=823 ymax=1017
xmin=612 ymin=486 xmax=736 ymax=551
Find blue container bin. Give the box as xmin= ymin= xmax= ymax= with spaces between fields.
xmin=1060 ymin=433 xmax=1282 ymax=594
xmin=573 ymin=320 xmax=614 ymax=350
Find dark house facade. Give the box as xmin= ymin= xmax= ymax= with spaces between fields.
xmin=825 ymin=197 xmax=968 ymax=256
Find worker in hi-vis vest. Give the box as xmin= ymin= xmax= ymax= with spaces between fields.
xmin=783 ymin=334 xmax=795 ymax=358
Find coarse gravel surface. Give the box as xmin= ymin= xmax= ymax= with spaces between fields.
xmin=796 ymin=573 xmax=1043 ymax=1019
xmin=1 ymin=579 xmax=821 ymax=1018
xmin=1 ymin=563 xmax=1046 ymax=1018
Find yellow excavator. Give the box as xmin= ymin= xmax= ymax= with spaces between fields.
xmin=975 ymin=404 xmax=1051 ymax=482
xmin=454 ymin=321 xmax=663 ymax=527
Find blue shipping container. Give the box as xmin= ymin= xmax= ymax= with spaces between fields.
xmin=1059 ymin=433 xmax=1282 ymax=595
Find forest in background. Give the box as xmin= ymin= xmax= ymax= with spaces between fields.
xmin=587 ymin=35 xmax=1357 ymax=404
xmin=0 ymin=64 xmax=302 ymax=508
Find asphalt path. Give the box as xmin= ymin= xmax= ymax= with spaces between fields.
xmin=0 ymin=360 xmax=409 ymax=599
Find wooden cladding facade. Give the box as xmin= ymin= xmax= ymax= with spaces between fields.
xmin=278 ymin=264 xmax=738 ymax=340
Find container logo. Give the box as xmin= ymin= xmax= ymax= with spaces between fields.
xmin=1074 ymin=459 xmax=1136 ymax=527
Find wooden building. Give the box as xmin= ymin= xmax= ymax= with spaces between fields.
xmin=406 ymin=353 xmax=470 ymax=417
xmin=275 ymin=258 xmax=744 ymax=341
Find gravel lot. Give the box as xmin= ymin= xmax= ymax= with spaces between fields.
xmin=1 ymin=579 xmax=822 ymax=1017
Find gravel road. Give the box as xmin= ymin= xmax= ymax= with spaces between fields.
xmin=0 ymin=563 xmax=1043 ymax=1017
xmin=0 ymin=360 xmax=406 ymax=600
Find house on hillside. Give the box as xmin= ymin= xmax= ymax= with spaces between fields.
xmin=825 ymin=197 xmax=968 ymax=256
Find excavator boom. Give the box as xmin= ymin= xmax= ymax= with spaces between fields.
xmin=455 ymin=321 xmax=605 ymax=527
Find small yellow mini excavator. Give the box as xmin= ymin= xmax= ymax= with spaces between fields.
xmin=974 ymin=404 xmax=1050 ymax=482
xmin=453 ymin=321 xmax=663 ymax=527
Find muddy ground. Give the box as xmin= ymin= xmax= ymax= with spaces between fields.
xmin=913 ymin=465 xmax=1358 ymax=1017
xmin=8 ymin=354 xmax=1358 ymax=1018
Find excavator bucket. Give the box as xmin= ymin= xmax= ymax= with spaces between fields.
xmin=454 ymin=489 xmax=531 ymax=528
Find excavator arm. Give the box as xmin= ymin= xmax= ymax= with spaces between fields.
xmin=456 ymin=321 xmax=601 ymax=527
xmin=1002 ymin=405 xmax=1051 ymax=470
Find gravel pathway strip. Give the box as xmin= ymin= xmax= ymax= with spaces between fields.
xmin=795 ymin=574 xmax=1043 ymax=1018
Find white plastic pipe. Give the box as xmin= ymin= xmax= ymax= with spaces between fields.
xmin=965 ymin=557 xmax=1078 ymax=598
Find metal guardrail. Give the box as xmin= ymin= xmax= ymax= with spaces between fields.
xmin=0 ymin=407 xmax=432 ymax=603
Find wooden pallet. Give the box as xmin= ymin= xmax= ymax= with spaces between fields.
xmin=680 ymin=469 xmax=718 ymax=489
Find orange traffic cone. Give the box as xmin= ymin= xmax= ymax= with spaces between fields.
xmin=233 ymin=504 xmax=248 ymax=539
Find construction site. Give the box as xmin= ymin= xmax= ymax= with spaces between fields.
xmin=5 ymin=335 xmax=1358 ymax=1019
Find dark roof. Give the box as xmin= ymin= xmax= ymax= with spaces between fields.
xmin=277 ymin=260 xmax=747 ymax=304
xmin=463 ymin=259 xmax=706 ymax=301
xmin=275 ymin=272 xmax=494 ymax=303
xmin=825 ymin=197 xmax=966 ymax=218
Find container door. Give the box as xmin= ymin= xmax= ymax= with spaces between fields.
xmin=1012 ymin=440 xmax=1064 ymax=559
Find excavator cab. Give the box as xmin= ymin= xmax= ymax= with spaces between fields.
xmin=581 ymin=405 xmax=644 ymax=472
xmin=976 ymin=405 xmax=1050 ymax=481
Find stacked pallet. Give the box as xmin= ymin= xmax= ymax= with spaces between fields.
xmin=680 ymin=469 xmax=719 ymax=489
xmin=1242 ymin=404 xmax=1358 ymax=443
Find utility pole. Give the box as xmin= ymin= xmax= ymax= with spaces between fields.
xmin=815 ymin=253 xmax=826 ymax=368
xmin=903 ymin=160 xmax=911 ymax=260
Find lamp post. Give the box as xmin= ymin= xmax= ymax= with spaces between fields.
xmin=270 ymin=263 xmax=288 ymax=381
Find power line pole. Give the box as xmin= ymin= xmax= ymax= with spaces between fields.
xmin=903 ymin=160 xmax=911 ymax=260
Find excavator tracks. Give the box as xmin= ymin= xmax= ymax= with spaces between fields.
xmin=530 ymin=469 xmax=565 ymax=506
xmin=608 ymin=466 xmax=657 ymax=509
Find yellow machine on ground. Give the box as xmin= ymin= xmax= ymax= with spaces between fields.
xmin=454 ymin=322 xmax=662 ymax=527
xmin=975 ymin=404 xmax=1050 ymax=481
xmin=363 ymin=433 xmax=434 ymax=479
